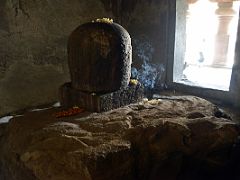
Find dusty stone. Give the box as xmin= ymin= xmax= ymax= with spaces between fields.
xmin=0 ymin=96 xmax=239 ymax=180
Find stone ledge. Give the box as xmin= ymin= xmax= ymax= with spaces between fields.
xmin=0 ymin=96 xmax=239 ymax=180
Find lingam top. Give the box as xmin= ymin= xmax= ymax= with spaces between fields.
xmin=68 ymin=19 xmax=132 ymax=93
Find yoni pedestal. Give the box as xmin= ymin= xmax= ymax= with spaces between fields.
xmin=59 ymin=20 xmax=143 ymax=112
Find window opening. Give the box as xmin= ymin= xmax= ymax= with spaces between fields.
xmin=175 ymin=0 xmax=240 ymax=91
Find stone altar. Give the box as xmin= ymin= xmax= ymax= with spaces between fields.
xmin=0 ymin=96 xmax=239 ymax=180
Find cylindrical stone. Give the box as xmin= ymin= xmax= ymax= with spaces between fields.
xmin=68 ymin=22 xmax=132 ymax=93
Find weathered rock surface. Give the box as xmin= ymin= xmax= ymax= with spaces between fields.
xmin=0 ymin=96 xmax=239 ymax=180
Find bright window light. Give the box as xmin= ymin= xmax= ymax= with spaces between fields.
xmin=177 ymin=0 xmax=240 ymax=91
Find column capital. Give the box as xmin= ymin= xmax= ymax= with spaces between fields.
xmin=215 ymin=2 xmax=235 ymax=16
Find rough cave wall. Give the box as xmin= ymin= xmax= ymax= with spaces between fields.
xmin=0 ymin=0 xmax=112 ymax=116
xmin=0 ymin=0 xmax=174 ymax=115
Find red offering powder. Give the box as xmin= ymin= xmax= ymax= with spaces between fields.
xmin=54 ymin=107 xmax=84 ymax=118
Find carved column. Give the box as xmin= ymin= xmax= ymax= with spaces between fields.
xmin=212 ymin=2 xmax=235 ymax=67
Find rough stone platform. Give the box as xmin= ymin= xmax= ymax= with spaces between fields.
xmin=0 ymin=96 xmax=239 ymax=180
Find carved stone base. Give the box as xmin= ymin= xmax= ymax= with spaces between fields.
xmin=59 ymin=82 xmax=144 ymax=112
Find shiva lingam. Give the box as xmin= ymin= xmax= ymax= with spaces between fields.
xmin=59 ymin=18 xmax=143 ymax=112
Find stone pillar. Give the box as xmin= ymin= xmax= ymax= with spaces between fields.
xmin=230 ymin=12 xmax=240 ymax=107
xmin=174 ymin=0 xmax=188 ymax=82
xmin=212 ymin=2 xmax=235 ymax=67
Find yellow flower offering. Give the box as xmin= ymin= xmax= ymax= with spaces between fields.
xmin=92 ymin=18 xmax=113 ymax=24
xmin=130 ymin=79 xmax=138 ymax=85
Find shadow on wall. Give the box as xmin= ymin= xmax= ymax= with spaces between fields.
xmin=100 ymin=0 xmax=139 ymax=23
xmin=0 ymin=61 xmax=69 ymax=116
xmin=100 ymin=0 xmax=170 ymax=94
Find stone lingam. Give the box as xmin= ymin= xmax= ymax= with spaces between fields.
xmin=59 ymin=19 xmax=143 ymax=112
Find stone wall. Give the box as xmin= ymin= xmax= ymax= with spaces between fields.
xmin=0 ymin=0 xmax=173 ymax=116
xmin=0 ymin=0 xmax=111 ymax=115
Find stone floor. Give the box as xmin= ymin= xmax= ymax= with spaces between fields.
xmin=181 ymin=65 xmax=232 ymax=91
xmin=0 ymin=96 xmax=239 ymax=180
